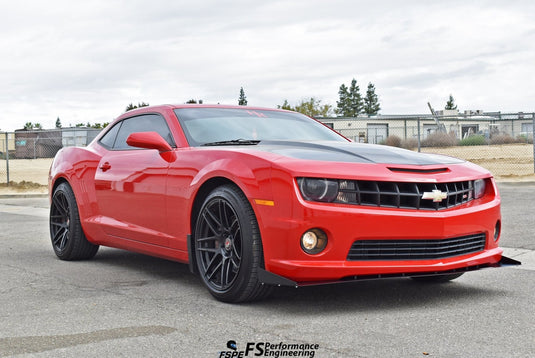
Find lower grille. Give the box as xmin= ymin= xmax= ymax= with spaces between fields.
xmin=347 ymin=233 xmax=486 ymax=261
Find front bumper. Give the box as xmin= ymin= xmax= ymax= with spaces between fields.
xmin=258 ymin=254 xmax=521 ymax=287
xmin=257 ymin=180 xmax=505 ymax=283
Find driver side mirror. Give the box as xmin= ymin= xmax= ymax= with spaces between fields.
xmin=126 ymin=131 xmax=173 ymax=152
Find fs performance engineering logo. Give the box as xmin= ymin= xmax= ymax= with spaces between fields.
xmin=219 ymin=340 xmax=319 ymax=357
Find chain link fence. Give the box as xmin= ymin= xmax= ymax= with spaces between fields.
xmin=318 ymin=112 xmax=535 ymax=179
xmin=0 ymin=128 xmax=101 ymax=187
xmin=1 ymin=113 xmax=534 ymax=188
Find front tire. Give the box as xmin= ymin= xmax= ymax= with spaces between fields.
xmin=194 ymin=185 xmax=272 ymax=302
xmin=50 ymin=182 xmax=99 ymax=260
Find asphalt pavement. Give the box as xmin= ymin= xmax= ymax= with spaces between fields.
xmin=0 ymin=184 xmax=533 ymax=357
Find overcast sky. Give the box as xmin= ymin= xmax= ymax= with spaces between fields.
xmin=1 ymin=0 xmax=534 ymax=131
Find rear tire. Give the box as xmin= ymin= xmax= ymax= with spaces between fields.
xmin=411 ymin=273 xmax=464 ymax=283
xmin=194 ymin=185 xmax=273 ymax=302
xmin=50 ymin=182 xmax=99 ymax=260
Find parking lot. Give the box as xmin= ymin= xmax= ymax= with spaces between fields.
xmin=0 ymin=183 xmax=534 ymax=357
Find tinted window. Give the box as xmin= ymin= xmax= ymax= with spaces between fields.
xmin=99 ymin=122 xmax=122 ymax=148
xmin=113 ymin=114 xmax=175 ymax=150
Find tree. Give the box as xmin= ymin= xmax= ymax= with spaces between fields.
xmin=34 ymin=123 xmax=43 ymax=130
xmin=186 ymin=99 xmax=203 ymax=104
xmin=348 ymin=78 xmax=363 ymax=116
xmin=238 ymin=87 xmax=247 ymax=106
xmin=24 ymin=122 xmax=33 ymax=130
xmin=55 ymin=117 xmax=62 ymax=128
xmin=445 ymin=95 xmax=457 ymax=110
xmin=336 ymin=78 xmax=363 ymax=117
xmin=363 ymin=82 xmax=381 ymax=115
xmin=278 ymin=98 xmax=333 ymax=117
xmin=336 ymin=83 xmax=351 ymax=116
xmin=125 ymin=102 xmax=149 ymax=112
xmin=278 ymin=99 xmax=293 ymax=111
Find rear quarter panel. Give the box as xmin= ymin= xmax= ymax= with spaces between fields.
xmin=49 ymin=145 xmax=105 ymax=243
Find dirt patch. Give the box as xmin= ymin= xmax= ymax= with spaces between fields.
xmin=0 ymin=158 xmax=52 ymax=195
xmin=0 ymin=181 xmax=46 ymax=190
xmin=420 ymin=143 xmax=534 ymax=181
xmin=0 ymin=181 xmax=48 ymax=195
xmin=0 ymin=158 xmax=53 ymax=185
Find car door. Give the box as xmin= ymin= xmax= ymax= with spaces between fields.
xmin=94 ymin=113 xmax=176 ymax=246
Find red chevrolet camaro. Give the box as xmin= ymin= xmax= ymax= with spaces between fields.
xmin=48 ymin=105 xmax=518 ymax=302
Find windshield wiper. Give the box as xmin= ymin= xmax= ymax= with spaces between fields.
xmin=201 ymin=139 xmax=261 ymax=146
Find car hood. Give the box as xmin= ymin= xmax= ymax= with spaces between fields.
xmin=253 ymin=140 xmax=464 ymax=165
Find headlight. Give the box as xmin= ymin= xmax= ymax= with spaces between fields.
xmin=297 ymin=178 xmax=339 ymax=202
xmin=474 ymin=179 xmax=486 ymax=199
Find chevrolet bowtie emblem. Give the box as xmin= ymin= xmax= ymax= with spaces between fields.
xmin=422 ymin=190 xmax=448 ymax=202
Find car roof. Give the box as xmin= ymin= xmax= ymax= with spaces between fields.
xmin=115 ymin=104 xmax=293 ymax=120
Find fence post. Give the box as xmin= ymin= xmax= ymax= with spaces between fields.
xmin=417 ymin=117 xmax=421 ymax=152
xmin=5 ymin=132 xmax=9 ymax=185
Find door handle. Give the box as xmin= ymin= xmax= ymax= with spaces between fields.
xmin=99 ymin=162 xmax=111 ymax=171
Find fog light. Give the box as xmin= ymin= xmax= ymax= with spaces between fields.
xmin=494 ymin=220 xmax=501 ymax=241
xmin=301 ymin=229 xmax=328 ymax=254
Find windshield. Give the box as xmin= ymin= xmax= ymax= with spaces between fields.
xmin=174 ymin=107 xmax=347 ymax=146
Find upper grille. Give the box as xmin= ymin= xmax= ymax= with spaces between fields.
xmin=336 ymin=180 xmax=474 ymax=210
xmin=347 ymin=233 xmax=487 ymax=261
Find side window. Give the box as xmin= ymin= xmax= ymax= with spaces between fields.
xmin=99 ymin=122 xmax=122 ymax=148
xmin=113 ymin=114 xmax=175 ymax=150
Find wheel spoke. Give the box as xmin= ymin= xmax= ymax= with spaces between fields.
xmin=197 ymin=235 xmax=218 ymax=243
xmin=208 ymin=202 xmax=224 ymax=225
xmin=230 ymin=255 xmax=240 ymax=272
xmin=232 ymin=244 xmax=241 ymax=261
xmin=52 ymin=227 xmax=65 ymax=245
xmin=52 ymin=196 xmax=64 ymax=216
xmin=219 ymin=200 xmax=230 ymax=229
xmin=59 ymin=231 xmax=68 ymax=250
xmin=50 ymin=221 xmax=67 ymax=228
xmin=230 ymin=219 xmax=240 ymax=238
xmin=220 ymin=257 xmax=231 ymax=287
xmin=54 ymin=194 xmax=69 ymax=216
xmin=203 ymin=210 xmax=221 ymax=235
xmin=205 ymin=253 xmax=223 ymax=281
xmin=197 ymin=247 xmax=219 ymax=253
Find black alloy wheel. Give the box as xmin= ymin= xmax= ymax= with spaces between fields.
xmin=197 ymin=195 xmax=242 ymax=291
xmin=50 ymin=182 xmax=99 ymax=260
xmin=194 ymin=185 xmax=272 ymax=302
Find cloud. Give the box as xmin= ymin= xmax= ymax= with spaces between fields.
xmin=0 ymin=0 xmax=534 ymax=130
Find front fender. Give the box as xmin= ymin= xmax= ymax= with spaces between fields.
xmin=191 ymin=157 xmax=273 ymax=201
